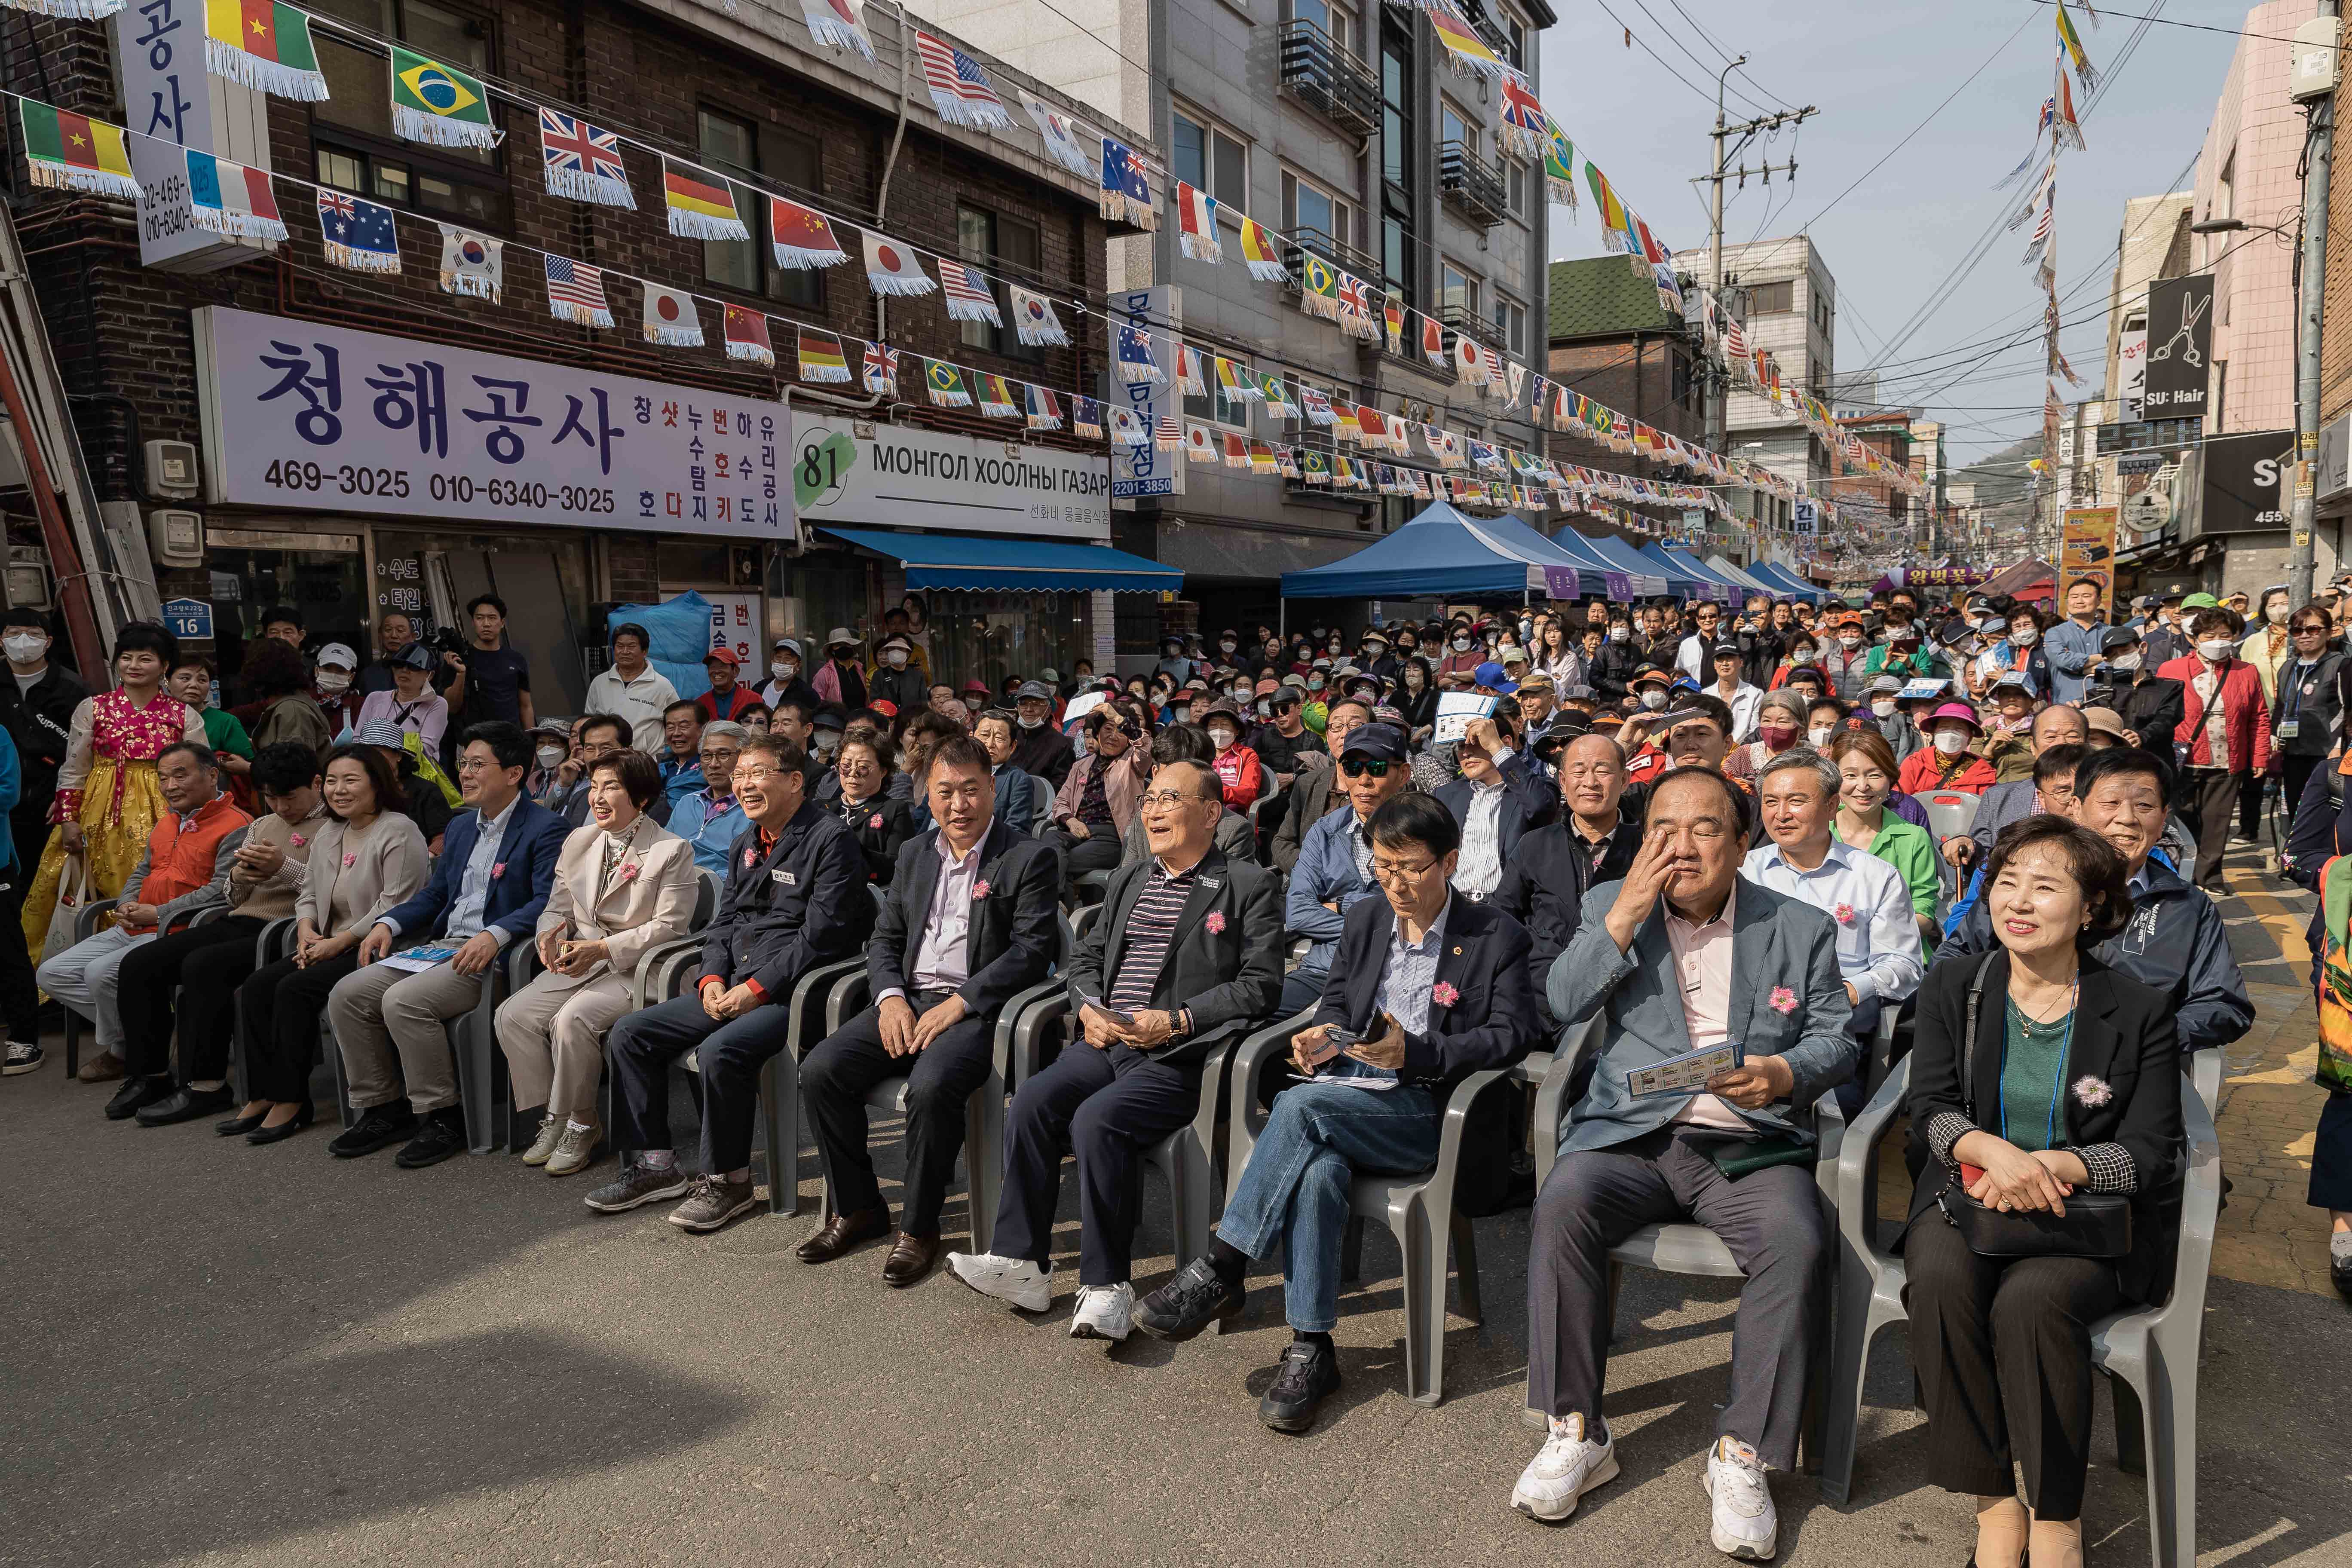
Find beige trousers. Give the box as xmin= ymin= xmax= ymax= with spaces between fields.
xmin=494 ymin=971 xmax=631 ymax=1120
xmin=326 ymin=956 xmax=487 ymax=1114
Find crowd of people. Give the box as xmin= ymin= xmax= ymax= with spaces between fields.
xmin=12 ymin=565 xmax=2349 ymax=1568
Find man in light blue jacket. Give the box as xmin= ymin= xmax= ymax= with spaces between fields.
xmin=1510 ymin=766 xmax=1855 ymax=1560
xmin=2043 ymin=577 xmax=2113 ymax=704
xmin=1278 ymin=724 xmax=1411 ymax=1012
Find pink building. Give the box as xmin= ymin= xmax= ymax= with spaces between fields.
xmin=2190 ymin=0 xmax=2315 ymax=435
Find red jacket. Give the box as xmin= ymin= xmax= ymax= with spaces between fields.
xmin=696 ymin=683 xmax=763 ymax=723
xmin=1897 ymin=748 xmax=1997 ymax=797
xmin=1209 ymin=741 xmax=1264 ymax=812
xmin=2158 ymin=654 xmax=2271 ymax=774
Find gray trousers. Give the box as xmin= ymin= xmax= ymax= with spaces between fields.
xmin=36 ymin=924 xmax=154 ymax=1054
xmin=1526 ymin=1125 xmax=1830 ymax=1472
xmin=327 ymin=954 xmax=488 ymax=1115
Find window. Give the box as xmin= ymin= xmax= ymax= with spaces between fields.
xmin=1287 ymin=0 xmax=1354 ymax=54
xmin=696 ymin=110 xmax=823 ymax=310
xmin=1172 ymin=108 xmax=1246 ymax=204
xmin=1492 ymin=296 xmax=1525 ymax=355
xmin=309 ymin=0 xmax=508 ymax=227
xmin=1283 ymin=173 xmax=1354 ymax=255
xmin=1381 ymin=214 xmax=1413 ymax=301
xmin=956 ymin=204 xmax=1042 ymax=361
xmin=1503 ymin=12 xmax=1525 ymax=68
xmin=1748 ymin=280 xmax=1795 ymax=314
xmin=1183 ymin=372 xmax=1254 ymax=432
xmin=1381 ymin=31 xmax=1414 ymax=188
xmin=1506 ymin=161 xmax=1525 ymax=216
xmin=1440 ymin=101 xmax=1478 ymax=156
xmin=1442 ymin=262 xmax=1479 ymax=318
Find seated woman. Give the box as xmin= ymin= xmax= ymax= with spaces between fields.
xmin=1828 ymin=729 xmax=1941 ymax=946
xmin=496 ymin=747 xmax=697 ymax=1176
xmin=226 ymin=744 xmax=430 ymax=1142
xmin=1904 ymin=816 xmax=2184 ymax=1568
xmin=832 ymin=731 xmax=914 ymax=885
xmin=1046 ymin=700 xmax=1152 ymax=878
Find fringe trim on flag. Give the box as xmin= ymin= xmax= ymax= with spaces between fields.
xmin=1298 ymin=291 xmax=1342 ymax=323
xmin=546 ymin=164 xmax=635 ymax=209
xmin=197 ymin=204 xmax=287 ymax=242
xmin=1243 ymin=256 xmax=1288 ymax=282
xmin=437 ymin=264 xmax=495 ymax=297
xmin=667 ymin=206 xmax=749 ymax=242
xmin=28 ymin=159 xmax=142 ymax=201
xmin=943 ymin=297 xmax=999 ymax=325
xmin=1113 ymin=356 xmax=1163 ymax=386
xmin=1098 ymin=188 xmax=1158 ymax=230
xmin=1547 ymin=171 xmax=1577 ymax=207
xmin=646 ymin=321 xmax=704 ymax=347
xmin=6 ymin=0 xmax=126 ymax=15
xmin=205 ymin=36 xmax=330 ymax=100
xmin=1014 ymin=317 xmax=1067 ymax=347
xmin=1179 ymin=227 xmax=1222 ymax=264
xmin=1175 ymin=349 xmax=1205 ymax=398
xmin=981 ymin=397 xmax=1020 ymax=420
xmin=726 ymin=339 xmax=776 ymax=367
xmin=802 ymin=12 xmax=875 ymax=59
xmin=927 ymin=380 xmax=972 ymax=409
xmin=928 ymin=91 xmax=1013 ymax=132
xmin=322 ymin=238 xmax=401 ymax=274
xmin=798 ymin=358 xmax=851 ymax=383
xmin=548 ymin=298 xmax=612 ymax=328
xmin=867 ymin=270 xmax=937 ymax=297
xmin=1496 ymin=122 xmax=1541 ymax=163
xmin=772 ymin=238 xmax=847 ymax=269
xmin=1342 ymin=310 xmax=1380 ymax=342
xmin=1155 ymin=419 xmax=1181 ymax=452
xmin=392 ymin=103 xmax=501 ymax=150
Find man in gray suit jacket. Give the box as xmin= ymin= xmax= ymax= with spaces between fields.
xmin=1511 ymin=766 xmax=1856 ymax=1562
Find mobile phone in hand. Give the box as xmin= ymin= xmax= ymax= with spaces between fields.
xmin=1305 ymin=1026 xmax=1360 ymax=1066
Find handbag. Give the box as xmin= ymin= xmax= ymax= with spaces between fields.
xmin=1936 ymin=953 xmax=2132 ymax=1259
xmin=41 ymin=854 xmax=89 ymax=966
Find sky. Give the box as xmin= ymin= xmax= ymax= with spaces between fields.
xmin=1536 ymin=0 xmax=2256 ymax=465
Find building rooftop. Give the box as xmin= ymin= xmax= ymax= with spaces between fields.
xmin=1547 ymin=256 xmax=1677 ymax=342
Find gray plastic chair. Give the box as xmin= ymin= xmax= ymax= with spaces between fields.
xmin=1531 ymin=1016 xmax=1845 ymax=1468
xmin=1228 ymin=1011 xmax=1551 ymax=1406
xmin=1819 ymin=1047 xmax=2223 ymax=1568
xmin=58 ymin=895 xmax=117 ymax=1078
xmin=1027 ymin=775 xmax=1055 ymax=836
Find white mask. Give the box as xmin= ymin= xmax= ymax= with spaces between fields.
xmin=814 ymin=732 xmax=839 ymax=756
xmin=1840 ymin=634 xmax=1862 ymax=650
xmin=2197 ymin=638 xmax=2235 ymax=662
xmin=884 ymin=649 xmax=908 ymax=668
xmin=771 ymin=660 xmax=797 ymax=680
xmin=535 ymin=745 xmax=566 ymax=769
xmin=1017 ymin=714 xmax=1044 ymax=730
xmin=1871 ymin=698 xmax=1898 ymax=718
xmin=1208 ymin=728 xmax=1236 ymax=748
xmin=1608 ymin=625 xmax=1630 ymax=643
xmin=1808 ymin=724 xmax=1836 ymax=746
xmin=1452 ymin=637 xmax=1473 ymax=652
xmin=2109 ymin=652 xmax=2141 ymax=674
xmin=2267 ymin=603 xmax=2291 ymax=625
xmin=2009 ymin=627 xmax=2039 ymax=647
xmin=1220 ymin=640 xmax=1237 ymax=652
xmin=315 ymin=672 xmax=352 ymax=694
xmin=3 ymin=633 xmax=44 ymax=663
xmin=1639 ymin=689 xmax=1667 ymax=710
xmin=1932 ymin=728 xmax=1971 ymax=756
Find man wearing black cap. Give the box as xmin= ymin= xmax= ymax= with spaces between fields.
xmin=1281 ymin=722 xmax=1412 ymax=1012
xmin=2141 ymin=588 xmax=2192 ymax=668
xmin=1008 ymin=680 xmax=1074 ymax=789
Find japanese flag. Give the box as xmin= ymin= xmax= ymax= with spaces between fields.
xmin=642 ymin=283 xmax=704 ymax=347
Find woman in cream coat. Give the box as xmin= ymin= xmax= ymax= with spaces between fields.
xmin=497 ymin=748 xmax=698 ymax=1176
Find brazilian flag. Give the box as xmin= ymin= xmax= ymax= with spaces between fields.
xmin=390 ymin=45 xmax=499 ymax=149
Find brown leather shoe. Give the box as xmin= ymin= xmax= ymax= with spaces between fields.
xmin=77 ymin=1051 xmax=125 ymax=1084
xmin=881 ymin=1231 xmax=940 ymax=1288
xmin=796 ymin=1206 xmax=890 ymax=1265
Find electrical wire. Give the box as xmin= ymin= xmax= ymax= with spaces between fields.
xmin=1581 ymin=0 xmax=1721 ymax=102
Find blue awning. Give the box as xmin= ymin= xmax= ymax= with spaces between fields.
xmin=816 ymin=528 xmax=1181 ymax=594
xmin=1281 ymin=501 xmax=1552 ymax=599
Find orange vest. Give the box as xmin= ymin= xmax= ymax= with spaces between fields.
xmin=126 ymin=792 xmax=252 ymax=930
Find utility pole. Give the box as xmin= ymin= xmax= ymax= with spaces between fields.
xmin=2290 ymin=0 xmax=2338 ymax=608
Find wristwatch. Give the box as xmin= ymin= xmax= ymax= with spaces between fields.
xmin=1170 ymin=1007 xmax=1194 ymax=1041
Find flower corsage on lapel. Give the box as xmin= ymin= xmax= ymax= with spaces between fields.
xmin=618 ymin=861 xmax=640 ymax=883
xmin=971 ymin=879 xmax=991 ymax=902
xmin=1768 ymin=986 xmax=1798 ymax=1014
xmin=1431 ymin=980 xmax=1459 ymax=1009
xmin=342 ymin=852 xmax=357 ymax=868
xmin=491 ymin=861 xmax=508 ymax=881
xmin=2071 ymin=1075 xmax=2113 ymax=1109
xmin=1832 ymin=902 xmax=1855 ymax=925
xmin=289 ymin=833 xmax=309 ymax=848
xmin=1204 ymin=911 xmax=1226 ymax=935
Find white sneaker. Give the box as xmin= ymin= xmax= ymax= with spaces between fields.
xmin=2 ymin=1040 xmax=43 ymax=1076
xmin=1069 ymin=1282 xmax=1133 ymax=1341
xmin=946 ymin=1250 xmax=1051 ymax=1312
xmin=1703 ymin=1437 xmax=1777 ymax=1560
xmin=1510 ymin=1412 xmax=1618 ymax=1522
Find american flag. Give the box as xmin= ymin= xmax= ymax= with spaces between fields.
xmin=543 ymin=254 xmax=612 ymax=327
xmin=937 ymin=259 xmax=1001 ymax=325
xmin=539 ymin=108 xmax=634 ymax=208
xmin=913 ymin=31 xmax=1013 ymax=129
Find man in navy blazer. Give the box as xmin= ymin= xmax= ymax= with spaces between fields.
xmin=326 ymin=722 xmax=567 ymax=1169
xmin=1136 ymin=791 xmax=1540 ymax=1433
xmin=1436 ymin=711 xmax=1554 ymax=903
xmin=796 ymin=735 xmax=1063 ymax=1286
xmin=588 ymin=732 xmax=872 ymax=1234
xmin=1511 ymin=766 xmax=1854 ymax=1560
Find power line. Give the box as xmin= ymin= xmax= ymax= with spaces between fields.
xmin=1583 ymin=0 xmax=1721 ymax=102
xmin=1619 ymin=0 xmax=1779 ymax=116
xmin=1659 ymin=0 xmax=1800 ymax=110
xmin=2017 ymin=0 xmax=2335 ymax=47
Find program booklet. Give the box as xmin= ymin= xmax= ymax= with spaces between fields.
xmin=1626 ymin=1041 xmax=1743 ymax=1099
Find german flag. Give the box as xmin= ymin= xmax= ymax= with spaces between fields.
xmin=662 ymin=158 xmax=749 ymax=241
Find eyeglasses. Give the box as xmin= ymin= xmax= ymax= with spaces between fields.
xmin=735 ymin=765 xmax=783 ymax=783
xmin=1340 ymin=757 xmax=1394 ymax=778
xmin=1372 ymin=855 xmax=1439 ymax=880
xmin=1138 ymin=789 xmax=1207 ymax=810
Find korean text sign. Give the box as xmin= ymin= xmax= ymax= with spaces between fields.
xmin=194 ymin=306 xmax=793 ymax=539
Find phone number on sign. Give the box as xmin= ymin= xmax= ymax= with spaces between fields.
xmin=260 ymin=460 xmax=618 ymax=514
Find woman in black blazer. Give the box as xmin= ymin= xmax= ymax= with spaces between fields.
xmin=832 ymin=733 xmax=914 ymax=885
xmin=1904 ymin=815 xmax=2184 ymax=1568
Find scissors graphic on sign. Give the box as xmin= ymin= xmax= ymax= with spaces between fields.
xmin=2148 ymin=288 xmax=2211 ymax=371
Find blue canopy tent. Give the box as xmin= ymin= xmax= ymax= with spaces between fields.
xmin=1479 ymin=513 xmax=1622 ymax=600
xmin=1706 ymin=554 xmax=1779 ymax=601
xmin=1749 ymin=560 xmax=1826 ymax=603
xmin=1648 ymin=545 xmax=1746 ymax=605
xmin=1280 ymin=500 xmax=1554 ymax=599
xmin=1572 ymin=529 xmax=1684 ymax=598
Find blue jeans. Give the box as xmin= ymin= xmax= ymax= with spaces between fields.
xmin=1215 ymin=1078 xmax=1441 ymax=1332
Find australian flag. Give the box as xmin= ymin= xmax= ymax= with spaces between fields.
xmin=315 ymin=189 xmax=401 ymax=274
xmin=1098 ymin=136 xmax=1155 ymax=230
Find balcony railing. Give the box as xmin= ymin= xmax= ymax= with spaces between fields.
xmin=1283 ymin=224 xmax=1381 ymax=288
xmin=1439 ymin=303 xmax=1503 ymax=351
xmin=1278 ymin=19 xmax=1378 ymax=135
xmin=1439 ymin=140 xmax=1507 ymax=227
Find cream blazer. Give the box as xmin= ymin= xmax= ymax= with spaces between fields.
xmin=533 ymin=818 xmax=698 ymax=989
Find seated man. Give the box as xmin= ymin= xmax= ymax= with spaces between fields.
xmin=1950 ymin=704 xmax=2087 ymax=872
xmin=971 ymin=708 xmax=1037 ymax=834
xmin=1495 ymin=732 xmax=1622 ymax=1028
xmin=560 ymin=714 xmax=630 ymax=830
xmin=1940 ymin=746 xmax=2254 ymax=1057
xmin=796 ymin=735 xmax=1060 ymax=1283
xmin=656 ymin=700 xmax=704 ymax=815
xmin=1280 ymin=723 xmax=1413 ymax=1013
xmin=1269 ymin=698 xmax=1369 ymax=874
xmin=113 ymin=743 xmax=330 ymax=1125
xmin=1134 ymin=793 xmax=1540 ymax=1433
xmin=41 ymin=741 xmax=251 ymax=1093
xmin=668 ymin=720 xmax=749 ymax=879
xmin=587 ymin=733 xmax=870 ymax=1231
xmin=1519 ymin=766 xmax=1855 ymax=1559
xmin=325 ymin=723 xmax=567 ymax=1168
xmin=948 ymin=757 xmax=1282 ymax=1338
xmin=1743 ymin=749 xmax=1921 ymax=1054
xmin=1437 ymin=712 xmax=1553 ymax=903
xmin=1119 ymin=722 xmax=1255 ymax=868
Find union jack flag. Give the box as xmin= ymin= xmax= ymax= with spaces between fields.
xmin=538 ymin=108 xmax=634 ymax=208
xmin=913 ymin=31 xmax=1013 ymax=130
xmin=861 ymin=339 xmax=900 ymax=395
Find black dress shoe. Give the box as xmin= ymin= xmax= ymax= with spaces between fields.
xmin=796 ymin=1207 xmax=891 ymax=1264
xmin=393 ymin=1108 xmax=469 ymax=1168
xmin=246 ymin=1104 xmax=316 ymax=1145
xmin=327 ymin=1102 xmax=418 ymax=1158
xmin=1133 ymin=1257 xmax=1246 ymax=1342
xmin=881 ymin=1231 xmax=940 ymax=1288
xmin=215 ymin=1109 xmax=270 ymax=1137
xmin=1258 ymin=1340 xmax=1342 ymax=1433
xmin=137 ymin=1084 xmax=235 ymax=1127
xmin=104 ymin=1075 xmax=175 ymax=1121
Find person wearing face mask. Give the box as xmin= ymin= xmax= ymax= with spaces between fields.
xmin=1586 ymin=620 xmax=1641 ymax=707
xmin=810 ymin=628 xmax=869 ymax=712
xmin=2270 ymin=607 xmax=2347 ymax=823
xmin=1394 ymin=655 xmax=1439 ymax=740
xmin=1805 ymin=696 xmax=1851 ymax=752
xmin=1360 ymin=629 xmax=1400 ymax=684
xmin=1859 ymin=674 xmax=1924 ymax=763
xmin=2158 ymin=607 xmax=2273 ymax=888
xmin=1812 ymin=614 xmax=1872 ymax=701
xmin=1007 ymin=680 xmax=1075 ymax=790
xmin=2239 ymin=585 xmax=2296 ymax=704
xmin=758 ymin=636 xmax=819 ymax=715
xmin=524 ymin=721 xmax=576 ymax=809
xmin=1725 ymin=689 xmax=1808 ymax=785
xmin=1301 ymin=663 xmax=1335 ymax=735
xmin=1628 ymin=665 xmax=1674 ymax=721
xmin=355 ymin=643 xmax=451 ymax=761
xmin=867 ymin=634 xmax=927 ymax=716
xmin=1861 ymin=623 xmax=1945 ymax=686
xmin=1197 ymin=701 xmax=1265 ymax=813
xmin=1438 ymin=622 xmax=1487 ymax=683
xmin=1897 ymin=703 xmax=1999 ymax=796
xmin=311 ymin=644 xmax=364 ymax=735
xmin=2082 ymin=627 xmax=2182 ymax=752
xmin=0 ymin=610 xmax=85 ymax=945
xmin=1213 ymin=628 xmax=1244 ymax=674
xmin=1979 ymin=605 xmax=2053 ymax=701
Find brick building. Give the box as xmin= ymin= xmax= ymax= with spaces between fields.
xmin=5 ymin=0 xmax=1148 ymax=704
xmin=1541 ymin=254 xmax=1700 ymax=543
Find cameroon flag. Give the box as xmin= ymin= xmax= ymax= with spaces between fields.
xmin=204 ymin=0 xmax=328 ymax=100
xmin=17 ymin=100 xmax=140 ymax=199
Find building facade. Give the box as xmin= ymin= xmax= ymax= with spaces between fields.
xmin=1673 ymin=233 xmax=1836 ymax=538
xmin=9 ymin=0 xmax=1143 ymax=700
xmin=1541 ymin=253 xmax=1711 ymax=550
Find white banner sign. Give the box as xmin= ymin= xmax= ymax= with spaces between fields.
xmin=792 ymin=413 xmax=1109 ymax=539
xmin=1109 ymin=284 xmax=1182 ymax=502
xmin=194 ymin=306 xmax=792 ymax=539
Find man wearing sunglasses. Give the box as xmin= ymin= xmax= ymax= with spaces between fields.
xmin=1280 ymin=723 xmax=1415 ymax=1013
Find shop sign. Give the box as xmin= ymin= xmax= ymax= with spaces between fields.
xmin=2199 ymin=429 xmax=2295 ymax=535
xmin=1108 ymin=285 xmax=1183 ymax=502
xmin=193 ymin=306 xmax=792 ymax=540
xmin=2059 ymin=507 xmax=2119 ymax=616
xmin=792 ymin=414 xmax=1109 ymax=539
xmin=160 ymin=597 xmax=213 ymax=639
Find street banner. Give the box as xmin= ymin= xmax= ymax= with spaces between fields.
xmin=2199 ymin=429 xmax=2296 ymax=536
xmin=2141 ymin=276 xmax=2213 ymax=418
xmin=2060 ymin=507 xmax=2119 ymax=616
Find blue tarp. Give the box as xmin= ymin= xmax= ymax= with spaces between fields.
xmin=817 ymin=527 xmax=1181 ymax=594
xmin=1706 ymin=554 xmax=1779 ymax=599
xmin=605 ymin=589 xmax=718 ymax=701
xmin=1749 ymin=560 xmax=1826 ymax=603
xmin=1281 ymin=501 xmax=1550 ymax=599
xmin=1571 ymin=530 xmax=1675 ymax=597
xmin=1654 ymin=546 xmax=1748 ymax=603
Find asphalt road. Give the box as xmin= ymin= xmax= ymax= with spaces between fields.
xmin=6 ymin=1039 xmax=2347 ymax=1568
